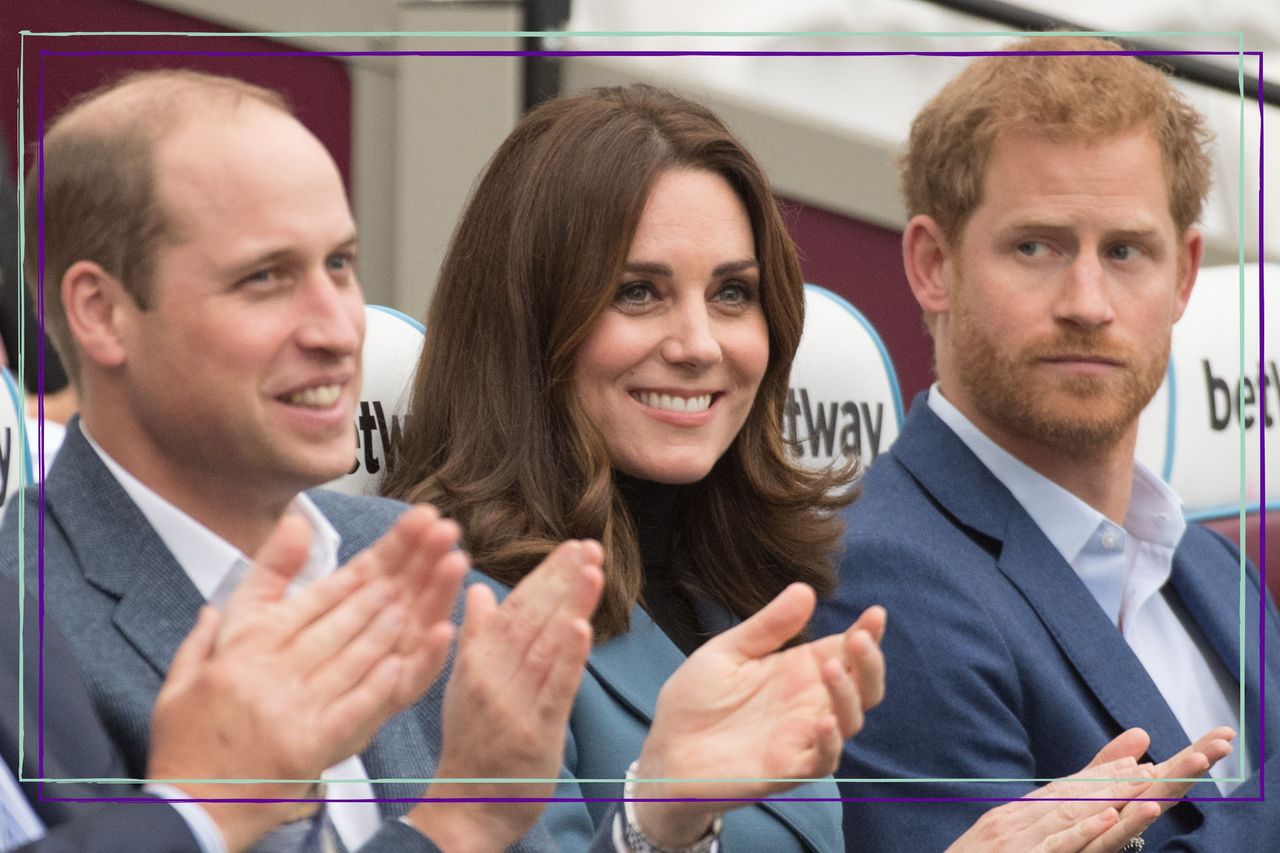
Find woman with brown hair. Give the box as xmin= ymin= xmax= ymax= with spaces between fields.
xmin=384 ymin=83 xmax=1213 ymax=853
xmin=384 ymin=81 xmax=876 ymax=851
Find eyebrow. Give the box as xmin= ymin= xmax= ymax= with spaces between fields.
xmin=1000 ymin=222 xmax=1164 ymax=243
xmin=229 ymin=234 xmax=359 ymax=275
xmin=622 ymin=258 xmax=759 ymax=277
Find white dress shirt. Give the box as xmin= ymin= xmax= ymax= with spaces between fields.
xmin=83 ymin=427 xmax=384 ymax=848
xmin=929 ymin=387 xmax=1249 ymax=792
xmin=0 ymin=760 xmax=226 ymax=853
xmin=0 ymin=759 xmax=44 ymax=850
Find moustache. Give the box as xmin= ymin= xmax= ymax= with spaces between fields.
xmin=1025 ymin=333 xmax=1134 ymax=365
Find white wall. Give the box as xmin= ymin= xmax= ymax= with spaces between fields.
xmin=139 ymin=0 xmax=1278 ymax=315
xmin=564 ymin=3 xmax=1277 ymax=266
xmin=144 ymin=0 xmax=523 ymax=316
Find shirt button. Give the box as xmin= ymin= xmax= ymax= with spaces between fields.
xmin=1101 ymin=531 xmax=1120 ymax=550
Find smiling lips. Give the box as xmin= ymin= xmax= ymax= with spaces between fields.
xmin=631 ymin=390 xmax=715 ymax=414
xmin=281 ymin=383 xmax=344 ymax=408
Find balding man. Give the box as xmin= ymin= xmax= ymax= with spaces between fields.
xmin=3 ymin=69 xmax=604 ymax=852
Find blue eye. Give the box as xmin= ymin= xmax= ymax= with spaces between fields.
xmin=240 ymin=268 xmax=279 ymax=287
xmin=1016 ymin=241 xmax=1047 ymax=257
xmin=1107 ymin=244 xmax=1137 ymax=261
xmin=716 ymin=281 xmax=755 ymax=304
xmin=327 ymin=252 xmax=356 ymax=273
xmin=616 ymin=282 xmax=656 ymax=305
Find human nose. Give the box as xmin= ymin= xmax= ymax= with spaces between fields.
xmin=295 ymin=270 xmax=363 ymax=355
xmin=660 ymin=300 xmax=722 ymax=368
xmin=1053 ymin=253 xmax=1115 ymax=329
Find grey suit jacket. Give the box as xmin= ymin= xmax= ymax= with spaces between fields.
xmin=2 ymin=574 xmax=201 ymax=852
xmin=0 ymin=419 xmax=579 ymax=853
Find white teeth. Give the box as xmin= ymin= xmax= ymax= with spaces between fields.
xmin=284 ymin=385 xmax=342 ymax=408
xmin=634 ymin=392 xmax=713 ymax=413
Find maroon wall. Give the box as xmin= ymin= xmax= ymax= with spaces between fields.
xmin=2 ymin=0 xmax=352 ymax=187
xmin=781 ymin=196 xmax=933 ymax=404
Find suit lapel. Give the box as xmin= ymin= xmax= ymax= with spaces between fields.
xmin=44 ymin=421 xmax=205 ymax=678
xmin=994 ymin=512 xmax=1193 ymax=762
xmin=317 ymin=489 xmax=444 ymax=819
xmin=893 ymin=401 xmax=1200 ymax=774
xmin=360 ymin=706 xmax=435 ymax=819
xmin=587 ymin=605 xmax=683 ymax=722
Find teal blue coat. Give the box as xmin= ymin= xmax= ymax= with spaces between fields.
xmin=474 ymin=574 xmax=845 ymax=852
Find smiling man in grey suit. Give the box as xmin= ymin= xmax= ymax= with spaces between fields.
xmin=3 ymin=511 xmax=458 ymax=852
xmin=2 ymin=69 xmax=606 ymax=852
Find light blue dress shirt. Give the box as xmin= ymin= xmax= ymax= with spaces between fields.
xmin=928 ymin=386 xmax=1249 ymax=791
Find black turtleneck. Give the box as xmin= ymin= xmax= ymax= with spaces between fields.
xmin=615 ymin=473 xmax=706 ymax=656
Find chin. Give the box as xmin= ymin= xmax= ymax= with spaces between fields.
xmin=288 ymin=449 xmax=358 ymax=487
xmin=622 ymin=457 xmax=717 ymax=485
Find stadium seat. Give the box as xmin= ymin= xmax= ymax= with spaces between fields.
xmin=0 ymin=370 xmax=31 ymax=509
xmin=787 ymin=284 xmax=905 ymax=474
xmin=1134 ymin=263 xmax=1278 ymax=603
xmin=324 ymin=304 xmax=424 ymax=496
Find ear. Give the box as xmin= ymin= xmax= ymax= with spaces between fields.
xmin=61 ymin=260 xmax=133 ymax=370
xmin=1171 ymin=227 xmax=1203 ymax=323
xmin=902 ymin=215 xmax=955 ymax=317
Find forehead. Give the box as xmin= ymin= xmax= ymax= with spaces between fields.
xmin=152 ymin=102 xmax=354 ymax=264
xmin=969 ymin=128 xmax=1175 ymax=236
xmin=629 ymin=169 xmax=755 ymax=257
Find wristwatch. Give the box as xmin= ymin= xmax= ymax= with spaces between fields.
xmin=621 ymin=761 xmax=723 ymax=853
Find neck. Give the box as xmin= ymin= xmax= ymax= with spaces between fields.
xmin=938 ymin=391 xmax=1137 ymax=524
xmin=1002 ymin=430 xmax=1136 ymax=524
xmin=81 ymin=411 xmax=296 ymax=556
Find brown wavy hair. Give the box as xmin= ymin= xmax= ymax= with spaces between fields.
xmin=382 ymin=84 xmax=855 ymax=640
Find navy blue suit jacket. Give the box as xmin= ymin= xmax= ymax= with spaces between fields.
xmin=812 ymin=396 xmax=1279 ymax=851
xmin=2 ymin=574 xmax=199 ymax=851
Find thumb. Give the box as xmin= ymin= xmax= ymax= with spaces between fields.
xmin=712 ymin=582 xmax=815 ymax=661
xmin=458 ymin=581 xmax=499 ymax=647
xmin=225 ymin=514 xmax=311 ymax=614
xmin=163 ymin=606 xmax=221 ymax=694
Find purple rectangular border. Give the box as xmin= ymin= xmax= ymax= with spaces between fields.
xmin=24 ymin=39 xmax=1264 ymax=809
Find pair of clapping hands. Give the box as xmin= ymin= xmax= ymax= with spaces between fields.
xmin=145 ymin=505 xmax=1231 ymax=853
xmin=143 ymin=506 xmax=883 ymax=851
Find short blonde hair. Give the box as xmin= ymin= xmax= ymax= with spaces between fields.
xmin=901 ymin=35 xmax=1212 ymax=243
xmin=24 ymin=69 xmax=288 ymax=386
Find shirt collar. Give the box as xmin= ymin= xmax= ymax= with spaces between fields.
xmin=926 ymin=385 xmax=1185 ymax=563
xmin=81 ymin=424 xmax=341 ymax=606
